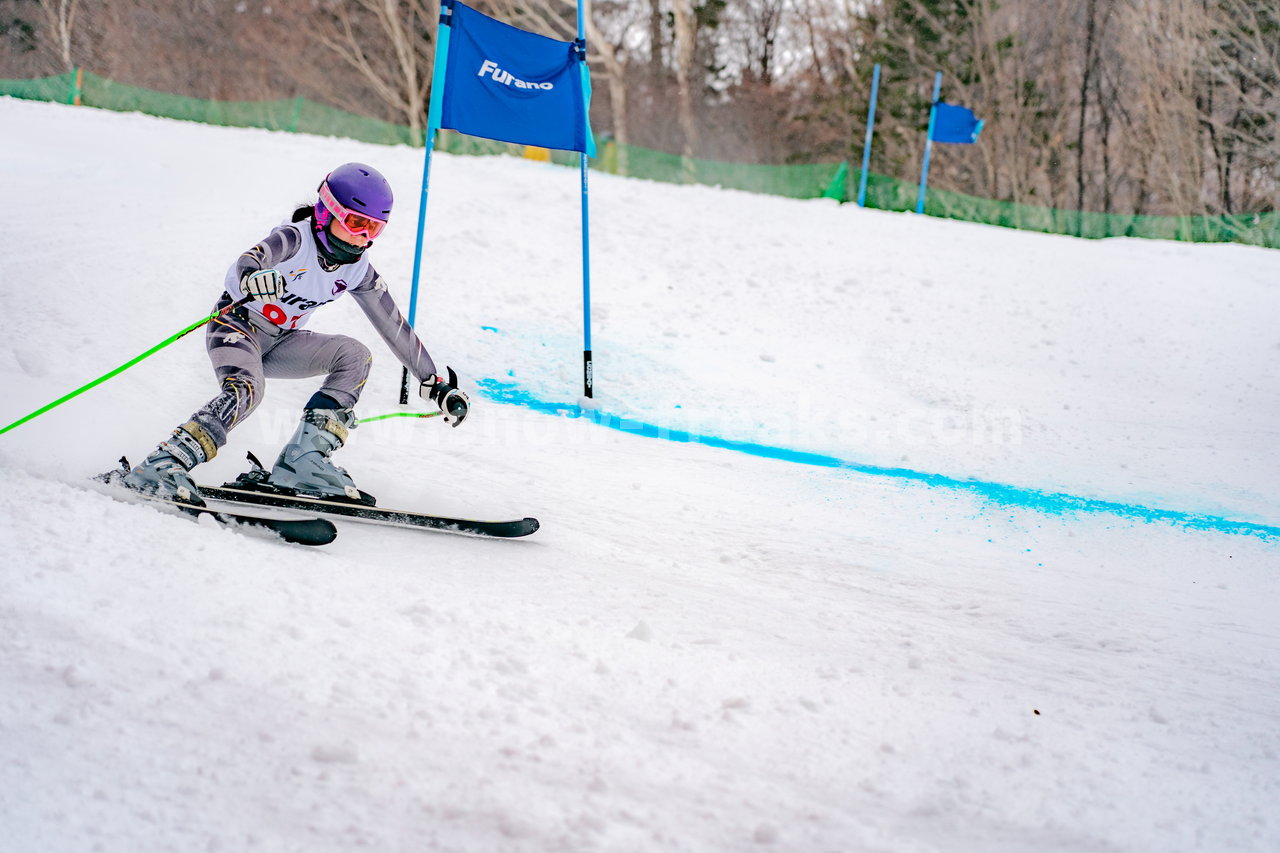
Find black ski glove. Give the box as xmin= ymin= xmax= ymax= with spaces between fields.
xmin=420 ymin=366 xmax=470 ymax=427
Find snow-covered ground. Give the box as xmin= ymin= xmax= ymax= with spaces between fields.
xmin=1 ymin=97 xmax=1278 ymax=852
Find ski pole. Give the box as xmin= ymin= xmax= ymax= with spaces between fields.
xmin=358 ymin=411 xmax=443 ymax=424
xmin=0 ymin=296 xmax=254 ymax=437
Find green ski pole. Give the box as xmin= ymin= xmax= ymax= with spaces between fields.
xmin=357 ymin=411 xmax=443 ymax=425
xmin=0 ymin=296 xmax=254 ymax=437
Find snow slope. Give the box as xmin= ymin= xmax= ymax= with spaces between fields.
xmin=1 ymin=97 xmax=1278 ymax=852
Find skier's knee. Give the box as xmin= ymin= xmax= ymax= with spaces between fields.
xmin=334 ymin=337 xmax=372 ymax=372
xmin=228 ymin=374 xmax=264 ymax=415
xmin=211 ymin=371 xmax=264 ymax=424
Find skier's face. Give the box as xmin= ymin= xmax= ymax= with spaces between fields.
xmin=329 ymin=216 xmax=373 ymax=248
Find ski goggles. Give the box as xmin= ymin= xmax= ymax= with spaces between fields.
xmin=318 ymin=182 xmax=388 ymax=239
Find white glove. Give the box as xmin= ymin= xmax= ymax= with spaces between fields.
xmin=420 ymin=367 xmax=470 ymax=427
xmin=240 ymin=268 xmax=285 ymax=301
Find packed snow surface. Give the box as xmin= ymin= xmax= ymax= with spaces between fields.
xmin=2 ymin=97 xmax=1278 ymax=852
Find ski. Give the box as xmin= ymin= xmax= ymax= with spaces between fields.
xmin=198 ymin=482 xmax=540 ymax=539
xmin=95 ymin=485 xmax=338 ymax=546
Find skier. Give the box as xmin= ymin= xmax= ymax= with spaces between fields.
xmin=112 ymin=162 xmax=469 ymax=505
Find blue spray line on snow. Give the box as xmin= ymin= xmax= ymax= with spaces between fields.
xmin=474 ymin=378 xmax=1280 ymax=542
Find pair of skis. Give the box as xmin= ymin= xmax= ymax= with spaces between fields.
xmin=196 ymin=482 xmax=540 ymax=546
xmin=114 ymin=489 xmax=342 ymax=547
xmin=98 ymin=460 xmax=539 ymax=547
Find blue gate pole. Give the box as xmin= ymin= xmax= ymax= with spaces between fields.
xmin=400 ymin=1 xmax=454 ymax=404
xmin=580 ymin=152 xmax=593 ymax=399
xmin=916 ymin=71 xmax=942 ymax=215
xmin=577 ymin=1 xmax=594 ymax=399
xmin=857 ymin=63 xmax=881 ymax=208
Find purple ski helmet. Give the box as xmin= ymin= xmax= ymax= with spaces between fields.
xmin=313 ymin=162 xmax=394 ymax=261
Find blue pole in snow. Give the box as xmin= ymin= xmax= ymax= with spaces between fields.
xmin=577 ymin=1 xmax=594 ymax=399
xmin=916 ymin=71 xmax=942 ymax=215
xmin=580 ymin=152 xmax=593 ymax=399
xmin=857 ymin=63 xmax=881 ymax=208
xmin=400 ymin=1 xmax=454 ymax=405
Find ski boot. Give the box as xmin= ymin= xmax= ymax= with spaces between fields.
xmin=265 ymin=407 xmax=372 ymax=504
xmin=113 ymin=421 xmax=217 ymax=505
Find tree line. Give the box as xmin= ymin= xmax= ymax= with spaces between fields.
xmin=4 ymin=0 xmax=1277 ymax=217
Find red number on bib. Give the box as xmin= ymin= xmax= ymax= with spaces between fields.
xmin=262 ymin=304 xmax=287 ymax=326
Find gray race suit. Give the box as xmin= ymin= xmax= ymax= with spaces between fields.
xmin=186 ymin=217 xmax=438 ymax=450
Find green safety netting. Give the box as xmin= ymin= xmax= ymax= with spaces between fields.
xmin=1 ymin=70 xmax=77 ymax=103
xmin=563 ymin=143 xmax=848 ymax=200
xmin=3 ymin=71 xmax=1275 ymax=249
xmin=832 ymin=168 xmax=1280 ymax=248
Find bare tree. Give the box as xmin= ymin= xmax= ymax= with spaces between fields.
xmin=1075 ymin=0 xmax=1099 ymax=214
xmin=36 ymin=0 xmax=77 ymax=70
xmin=583 ymin=0 xmax=647 ymax=171
xmin=670 ymin=0 xmax=701 ymax=175
xmin=302 ymin=0 xmax=437 ymax=136
xmin=648 ymin=0 xmax=665 ymax=79
xmin=1201 ymin=0 xmax=1280 ymax=213
xmin=1116 ymin=0 xmax=1211 ymax=217
xmin=724 ymin=0 xmax=785 ymax=86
